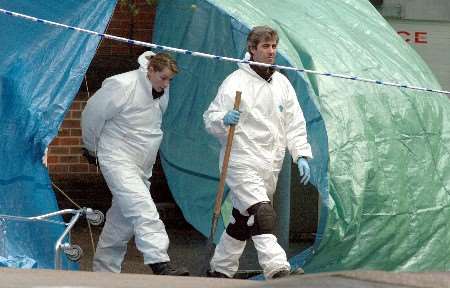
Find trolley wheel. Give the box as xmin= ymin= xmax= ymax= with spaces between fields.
xmin=64 ymin=244 xmax=83 ymax=262
xmin=86 ymin=209 xmax=104 ymax=226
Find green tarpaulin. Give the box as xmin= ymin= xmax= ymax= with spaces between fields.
xmin=154 ymin=0 xmax=450 ymax=272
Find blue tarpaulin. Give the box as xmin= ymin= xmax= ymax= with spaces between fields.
xmin=0 ymin=1 xmax=116 ymax=269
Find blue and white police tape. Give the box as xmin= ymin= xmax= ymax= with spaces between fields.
xmin=1 ymin=7 xmax=449 ymax=96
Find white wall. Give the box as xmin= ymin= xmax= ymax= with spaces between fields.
xmin=387 ymin=19 xmax=450 ymax=91
xmin=375 ymin=1 xmax=450 ymax=90
xmin=381 ymin=0 xmax=450 ymax=21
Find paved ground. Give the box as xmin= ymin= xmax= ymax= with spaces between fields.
xmin=2 ymin=268 xmax=450 ymax=288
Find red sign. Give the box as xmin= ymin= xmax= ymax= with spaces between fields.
xmin=397 ymin=31 xmax=428 ymax=44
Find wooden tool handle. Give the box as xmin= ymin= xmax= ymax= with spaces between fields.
xmin=209 ymin=91 xmax=242 ymax=239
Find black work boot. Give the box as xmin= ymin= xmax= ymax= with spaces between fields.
xmin=149 ymin=262 xmax=189 ymax=276
xmin=206 ymin=269 xmax=231 ymax=278
xmin=271 ymin=269 xmax=290 ymax=279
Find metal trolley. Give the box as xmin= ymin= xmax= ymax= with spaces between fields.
xmin=0 ymin=208 xmax=104 ymax=269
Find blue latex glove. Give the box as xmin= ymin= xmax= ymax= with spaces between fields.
xmin=223 ymin=110 xmax=240 ymax=126
xmin=297 ymin=157 xmax=310 ymax=185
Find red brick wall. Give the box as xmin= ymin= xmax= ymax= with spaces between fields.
xmin=48 ymin=1 xmax=157 ymax=179
xmin=97 ymin=1 xmax=156 ymax=58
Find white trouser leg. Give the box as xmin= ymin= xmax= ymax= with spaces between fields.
xmin=210 ymin=232 xmax=246 ymax=278
xmin=252 ymin=234 xmax=290 ymax=279
xmin=100 ymin=162 xmax=170 ymax=266
xmin=93 ymin=200 xmax=133 ymax=272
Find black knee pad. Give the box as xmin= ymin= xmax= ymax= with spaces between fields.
xmin=248 ymin=202 xmax=276 ymax=236
xmin=226 ymin=208 xmax=251 ymax=241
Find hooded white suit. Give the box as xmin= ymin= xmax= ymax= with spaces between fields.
xmin=82 ymin=51 xmax=171 ymax=272
xmin=203 ymin=60 xmax=312 ymax=278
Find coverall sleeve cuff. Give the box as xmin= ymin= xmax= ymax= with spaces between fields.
xmin=292 ymin=149 xmax=313 ymax=164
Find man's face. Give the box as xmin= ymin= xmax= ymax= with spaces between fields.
xmin=147 ymin=67 xmax=175 ymax=92
xmin=250 ymin=39 xmax=277 ymax=64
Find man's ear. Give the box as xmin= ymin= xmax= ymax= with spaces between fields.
xmin=249 ymin=46 xmax=256 ymax=56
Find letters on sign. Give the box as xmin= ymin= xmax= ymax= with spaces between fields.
xmin=397 ymin=31 xmax=428 ymax=44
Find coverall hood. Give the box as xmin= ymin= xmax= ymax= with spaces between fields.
xmin=138 ymin=50 xmax=156 ymax=73
xmin=238 ymin=52 xmax=273 ymax=82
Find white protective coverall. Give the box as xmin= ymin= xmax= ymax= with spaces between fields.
xmin=82 ymin=51 xmax=171 ymax=272
xmin=203 ymin=61 xmax=312 ymax=278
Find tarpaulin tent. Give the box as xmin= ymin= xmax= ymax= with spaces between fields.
xmin=154 ymin=0 xmax=450 ymax=272
xmin=0 ymin=1 xmax=117 ymax=269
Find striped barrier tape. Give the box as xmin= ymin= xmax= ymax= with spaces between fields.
xmin=0 ymin=7 xmax=449 ymax=96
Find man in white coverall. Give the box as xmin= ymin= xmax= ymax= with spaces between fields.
xmin=203 ymin=26 xmax=313 ymax=279
xmin=81 ymin=51 xmax=189 ymax=276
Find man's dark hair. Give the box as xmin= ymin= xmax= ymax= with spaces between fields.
xmin=247 ymin=26 xmax=279 ymax=53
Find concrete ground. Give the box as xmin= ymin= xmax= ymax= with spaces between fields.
xmin=2 ymin=268 xmax=450 ymax=288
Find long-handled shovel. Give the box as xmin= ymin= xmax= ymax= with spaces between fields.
xmin=204 ymin=91 xmax=241 ymax=274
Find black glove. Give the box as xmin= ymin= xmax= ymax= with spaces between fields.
xmin=81 ymin=148 xmax=98 ymax=166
